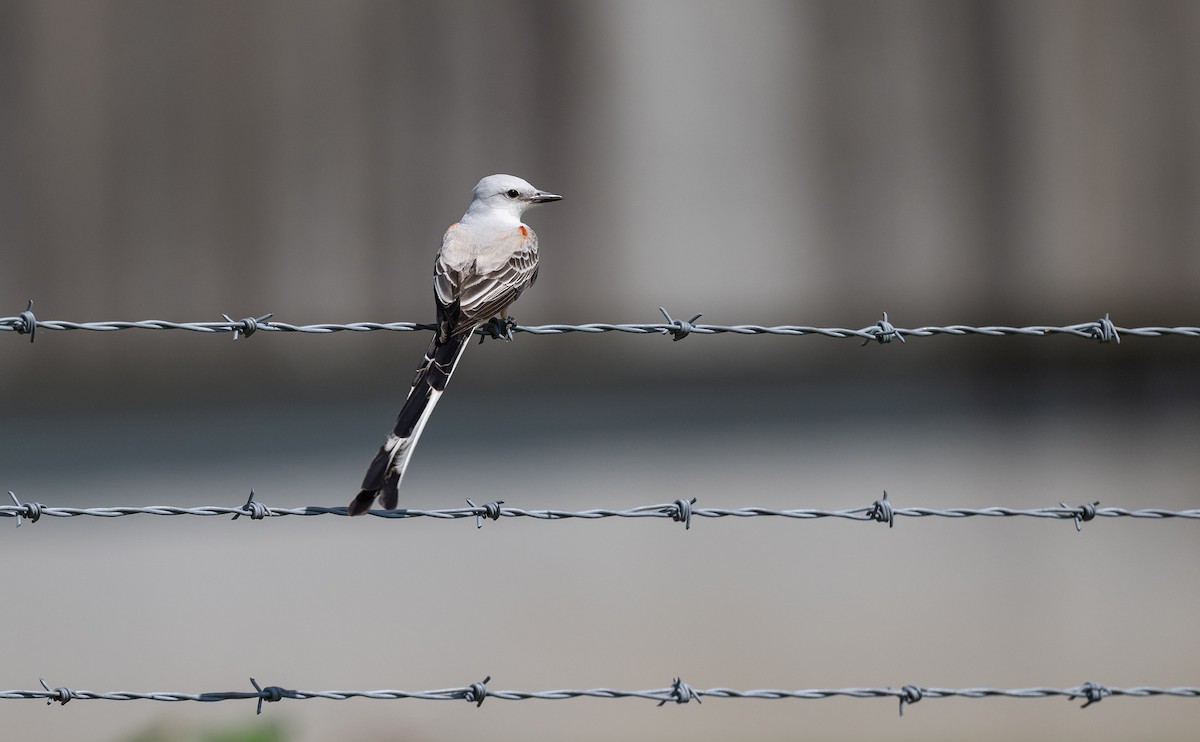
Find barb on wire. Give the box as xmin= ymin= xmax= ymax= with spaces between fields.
xmin=3 ymin=493 xmax=1198 ymax=527
xmin=868 ymin=491 xmax=894 ymax=528
xmin=39 ymin=678 xmax=72 ymax=706
xmin=863 ymin=312 xmax=904 ymax=345
xmin=222 ymin=313 xmax=274 ymax=340
xmin=3 ymin=307 xmax=1197 ymax=343
xmin=1091 ymin=313 xmax=1120 ymax=344
xmin=250 ymin=678 xmax=295 ymax=714
xmin=464 ymin=676 xmax=491 ymax=707
xmin=232 ymin=490 xmax=269 ymax=520
xmin=16 ymin=300 xmax=36 ymax=342
xmin=1062 ymin=500 xmax=1099 ymax=532
xmin=7 ymin=491 xmax=41 ymax=527
xmin=897 ymin=684 xmax=923 ymax=716
xmin=1076 ymin=681 xmax=1111 ymax=709
xmin=671 ymin=498 xmax=696 ymax=529
xmin=465 ymin=499 xmax=504 ymax=529
xmin=658 ymin=307 xmax=703 ymax=341
xmin=3 ymin=679 xmax=1196 ymax=710
xmin=658 ymin=677 xmax=701 ymax=706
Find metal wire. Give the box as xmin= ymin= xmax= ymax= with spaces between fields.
xmin=4 ymin=491 xmax=1198 ymax=529
xmin=4 ymin=678 xmax=1196 ymax=715
xmin=5 ymin=306 xmax=1195 ymax=725
xmin=2 ymin=305 xmax=1195 ymax=343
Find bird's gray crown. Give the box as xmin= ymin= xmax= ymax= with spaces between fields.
xmin=464 ymin=174 xmax=561 ymax=223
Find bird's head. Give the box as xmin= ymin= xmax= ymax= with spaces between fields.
xmin=464 ymin=174 xmax=562 ymax=224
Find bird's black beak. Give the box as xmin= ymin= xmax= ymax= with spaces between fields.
xmin=531 ymin=190 xmax=563 ymax=203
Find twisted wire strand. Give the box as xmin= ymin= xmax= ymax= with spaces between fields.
xmin=3 ymin=493 xmax=1198 ymax=526
xmin=4 ymin=680 xmax=1196 ymax=711
xmin=3 ymin=309 xmax=1197 ymax=342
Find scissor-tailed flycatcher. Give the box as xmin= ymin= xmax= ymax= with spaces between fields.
xmin=348 ymin=174 xmax=562 ymax=516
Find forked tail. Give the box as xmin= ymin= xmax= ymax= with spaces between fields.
xmin=348 ymin=332 xmax=471 ymax=515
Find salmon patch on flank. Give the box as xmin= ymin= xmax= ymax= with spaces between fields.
xmin=519 ymin=225 xmax=528 ymax=237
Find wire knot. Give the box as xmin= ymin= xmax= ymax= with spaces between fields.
xmin=233 ymin=490 xmax=269 ymax=520
xmin=9 ymin=491 xmax=42 ymax=527
xmin=671 ymin=498 xmax=696 ymax=530
xmin=466 ymin=499 xmax=504 ymax=528
xmin=463 ymin=675 xmax=491 ymax=707
xmin=868 ymin=491 xmax=894 ymax=528
xmin=16 ymin=299 xmax=37 ymax=343
xmin=251 ymin=677 xmax=290 ymax=714
xmin=1090 ymin=313 xmax=1119 ymax=344
xmin=863 ymin=311 xmax=904 ymax=345
xmin=222 ymin=313 xmax=273 ymax=340
xmin=897 ymin=684 xmax=923 ymax=716
xmin=39 ymin=678 xmax=73 ymax=705
xmin=1061 ymin=500 xmax=1099 ymax=532
xmin=658 ymin=677 xmax=701 ymax=706
xmin=1077 ymin=681 xmax=1110 ymax=709
xmin=658 ymin=307 xmax=702 ymax=341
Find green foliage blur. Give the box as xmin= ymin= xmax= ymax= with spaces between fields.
xmin=121 ymin=720 xmax=288 ymax=742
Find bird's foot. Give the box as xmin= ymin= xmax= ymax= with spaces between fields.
xmin=480 ymin=315 xmax=518 ymax=343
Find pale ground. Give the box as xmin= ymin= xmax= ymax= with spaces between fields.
xmin=2 ymin=386 xmax=1197 ymax=741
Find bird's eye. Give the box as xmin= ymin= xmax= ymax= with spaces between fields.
xmin=505 ymin=189 xmax=520 ymax=199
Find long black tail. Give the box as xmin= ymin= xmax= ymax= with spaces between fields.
xmin=348 ymin=331 xmax=471 ymax=515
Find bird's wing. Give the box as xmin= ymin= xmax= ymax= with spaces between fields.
xmin=435 ymin=225 xmax=539 ymax=336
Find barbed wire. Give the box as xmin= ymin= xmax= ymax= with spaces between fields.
xmin=3 ymin=303 xmax=1196 ymax=343
xmin=6 ymin=304 xmax=1195 ymax=729
xmin=5 ymin=491 xmax=1198 ymax=530
xmin=4 ymin=677 xmax=1196 ymax=715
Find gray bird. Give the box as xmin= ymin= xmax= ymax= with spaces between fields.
xmin=349 ymin=174 xmax=562 ymax=515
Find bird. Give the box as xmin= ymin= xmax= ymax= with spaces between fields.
xmin=348 ymin=174 xmax=562 ymax=516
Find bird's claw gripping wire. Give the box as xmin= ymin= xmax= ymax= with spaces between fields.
xmin=479 ymin=316 xmax=518 ymax=343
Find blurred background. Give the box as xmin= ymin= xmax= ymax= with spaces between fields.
xmin=2 ymin=1 xmax=1198 ymax=740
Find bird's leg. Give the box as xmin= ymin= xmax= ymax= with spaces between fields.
xmin=497 ymin=308 xmax=518 ymax=341
xmin=499 ymin=308 xmax=518 ymax=341
xmin=481 ymin=312 xmax=518 ymax=343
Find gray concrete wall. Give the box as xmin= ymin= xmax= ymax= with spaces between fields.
xmin=2 ymin=2 xmax=1198 ymax=740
